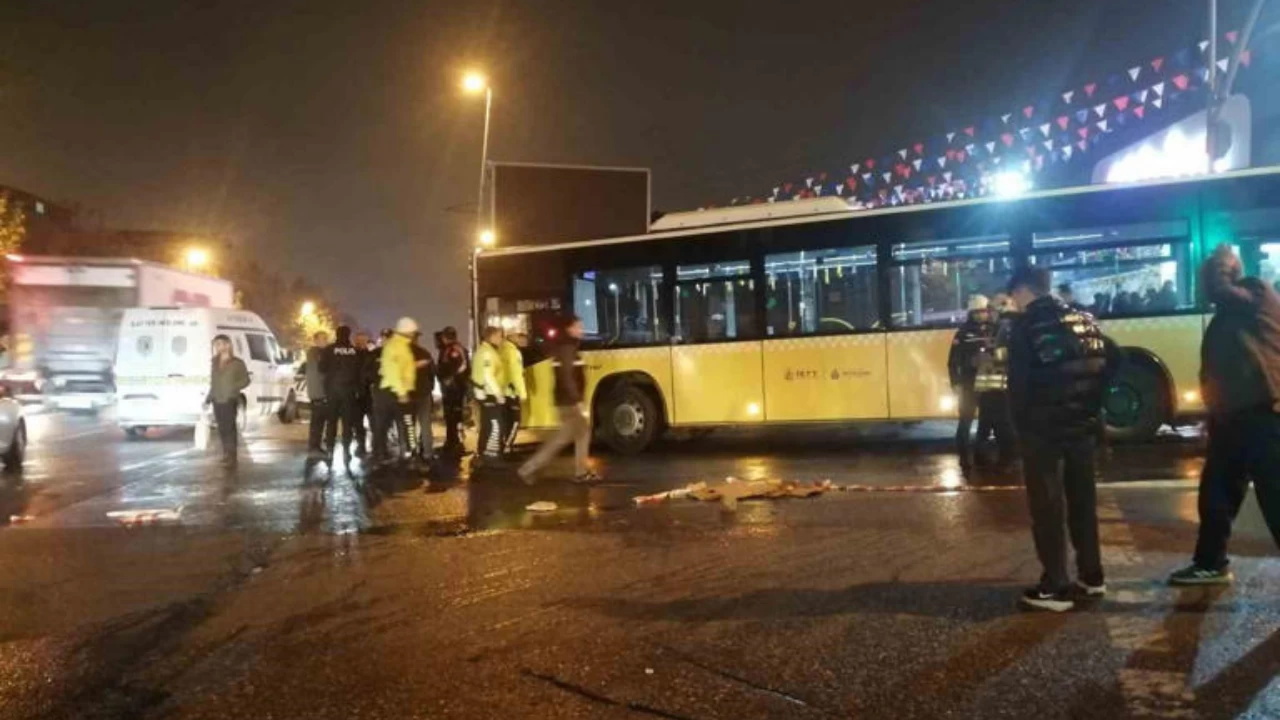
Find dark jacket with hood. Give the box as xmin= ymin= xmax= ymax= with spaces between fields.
xmin=1007 ymin=295 xmax=1113 ymax=440
xmin=552 ymin=337 xmax=586 ymax=407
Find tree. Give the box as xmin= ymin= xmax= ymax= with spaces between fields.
xmin=0 ymin=191 xmax=26 ymax=258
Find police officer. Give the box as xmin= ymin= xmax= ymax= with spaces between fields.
xmin=471 ymin=326 xmax=505 ymax=465
xmin=1007 ymin=267 xmax=1114 ymax=612
xmin=305 ymin=330 xmax=331 ymax=460
xmin=367 ymin=329 xmax=392 ymax=463
xmin=1170 ymin=246 xmax=1280 ymax=585
xmin=375 ymin=318 xmax=418 ymax=464
xmin=436 ymin=327 xmax=469 ymax=457
xmin=500 ymin=332 xmax=528 ymax=454
xmin=351 ymin=330 xmax=373 ymax=457
xmin=948 ymin=294 xmax=996 ymax=471
xmin=320 ymin=325 xmax=365 ymax=466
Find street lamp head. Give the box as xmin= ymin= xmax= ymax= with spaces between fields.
xmin=462 ymin=72 xmax=488 ymax=94
xmin=300 ymin=300 xmax=317 ymax=318
xmin=478 ymin=229 xmax=496 ymax=248
xmin=185 ymin=247 xmax=209 ymax=269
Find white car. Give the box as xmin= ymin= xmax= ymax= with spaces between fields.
xmin=0 ymin=386 xmax=27 ymax=470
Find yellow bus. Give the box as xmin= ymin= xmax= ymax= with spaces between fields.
xmin=477 ymin=167 xmax=1280 ymax=453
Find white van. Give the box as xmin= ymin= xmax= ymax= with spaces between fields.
xmin=114 ymin=308 xmax=299 ymax=437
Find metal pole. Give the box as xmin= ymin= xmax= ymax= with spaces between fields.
xmin=469 ymin=87 xmax=493 ymax=351
xmin=1222 ymin=0 xmax=1268 ymax=102
xmin=1207 ymin=0 xmax=1219 ymax=170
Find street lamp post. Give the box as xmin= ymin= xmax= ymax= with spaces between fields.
xmin=463 ymin=72 xmax=493 ymax=349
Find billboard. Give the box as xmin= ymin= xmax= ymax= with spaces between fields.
xmin=490 ymin=162 xmax=650 ymax=247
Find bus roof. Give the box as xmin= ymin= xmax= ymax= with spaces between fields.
xmin=481 ymin=164 xmax=1280 ymax=258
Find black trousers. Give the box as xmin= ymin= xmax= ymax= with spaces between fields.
xmin=213 ymin=400 xmax=239 ymax=460
xmin=415 ymin=392 xmax=434 ymax=458
xmin=979 ymin=391 xmax=1015 ymax=463
xmin=1193 ymin=408 xmax=1280 ymax=570
xmin=353 ymin=394 xmax=370 ymax=453
xmin=955 ymin=386 xmax=980 ymax=462
xmin=442 ymin=387 xmax=466 ymax=452
xmin=503 ymin=397 xmax=521 ymax=452
xmin=308 ymin=397 xmax=333 ymax=452
xmin=1021 ymin=433 xmax=1104 ymax=592
xmin=477 ymin=397 xmax=503 ymax=459
xmin=326 ymin=394 xmax=359 ymax=457
xmin=371 ymin=389 xmax=396 ymax=461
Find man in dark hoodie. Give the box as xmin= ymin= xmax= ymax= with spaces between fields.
xmin=517 ymin=315 xmax=600 ymax=485
xmin=1170 ymin=245 xmax=1280 ymax=585
xmin=948 ymin=294 xmax=997 ymax=470
xmin=320 ymin=325 xmax=365 ymax=466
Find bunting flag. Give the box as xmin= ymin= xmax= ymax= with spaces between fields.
xmin=745 ymin=32 xmax=1252 ymax=211
xmin=1198 ymin=40 xmax=1210 ymax=53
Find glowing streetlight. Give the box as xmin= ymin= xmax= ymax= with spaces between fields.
xmin=299 ymin=300 xmax=316 ymax=319
xmin=184 ymin=247 xmax=209 ymax=272
xmin=461 ymin=72 xmax=488 ymax=94
xmin=464 ymin=69 xmax=494 ymax=348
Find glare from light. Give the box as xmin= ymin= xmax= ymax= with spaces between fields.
xmin=299 ymin=301 xmax=316 ymax=318
xmin=746 ymin=402 xmax=761 ymax=417
xmin=992 ymin=171 xmax=1032 ymax=198
xmin=185 ymin=247 xmax=209 ymax=270
xmin=478 ymin=229 xmax=496 ymax=248
xmin=939 ymin=394 xmax=957 ymax=412
xmin=608 ymin=283 xmax=619 ymax=293
xmin=1182 ymin=390 xmax=1200 ymax=404
xmin=1105 ymin=127 xmax=1231 ymax=184
xmin=5 ymin=254 xmax=23 ymax=263
xmin=462 ymin=72 xmax=488 ymax=94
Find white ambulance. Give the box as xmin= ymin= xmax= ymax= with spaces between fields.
xmin=114 ymin=308 xmax=300 ymax=437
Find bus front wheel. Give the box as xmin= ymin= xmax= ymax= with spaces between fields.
xmin=1105 ymin=363 xmax=1167 ymax=442
xmin=599 ymin=384 xmax=659 ymax=455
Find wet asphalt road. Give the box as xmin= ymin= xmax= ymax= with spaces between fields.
xmin=0 ymin=412 xmax=1277 ymax=719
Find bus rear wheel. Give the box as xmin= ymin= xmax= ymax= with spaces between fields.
xmin=1105 ymin=363 xmax=1167 ymax=442
xmin=600 ymin=384 xmax=659 ymax=455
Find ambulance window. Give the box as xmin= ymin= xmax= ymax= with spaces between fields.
xmin=245 ymin=334 xmax=273 ymax=362
xmin=171 ymin=336 xmax=188 ymax=356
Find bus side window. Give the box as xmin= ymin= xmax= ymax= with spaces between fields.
xmin=674 ymin=260 xmax=756 ymax=343
xmin=765 ymin=245 xmax=878 ymax=336
xmin=573 ymin=266 xmax=667 ymax=346
xmin=890 ymin=235 xmax=1013 ymax=328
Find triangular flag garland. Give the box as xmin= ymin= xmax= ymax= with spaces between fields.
xmin=748 ymin=32 xmax=1253 ymax=210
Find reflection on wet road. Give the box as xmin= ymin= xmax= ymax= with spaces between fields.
xmin=1 ymin=413 xmax=1276 ymax=719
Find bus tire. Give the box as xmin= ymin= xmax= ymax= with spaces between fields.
xmin=1105 ymin=362 xmax=1167 ymax=442
xmin=124 ymin=426 xmax=148 ymax=440
xmin=600 ymin=384 xmax=659 ymax=455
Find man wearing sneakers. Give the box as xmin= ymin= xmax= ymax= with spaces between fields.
xmin=518 ymin=315 xmax=600 ymax=485
xmin=1170 ymin=246 xmax=1280 ymax=586
xmin=1007 ymin=267 xmax=1113 ymax=611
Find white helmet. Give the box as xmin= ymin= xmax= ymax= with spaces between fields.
xmin=967 ymin=294 xmax=990 ymax=311
xmin=394 ymin=316 xmax=419 ymax=335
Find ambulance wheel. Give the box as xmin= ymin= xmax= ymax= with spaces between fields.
xmin=600 ymin=384 xmax=658 ymax=455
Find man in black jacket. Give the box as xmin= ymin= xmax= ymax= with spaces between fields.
xmin=320 ymin=325 xmax=365 ymax=466
xmin=351 ymin=331 xmax=372 ymax=457
xmin=1170 ymin=246 xmax=1280 ymax=585
xmin=517 ymin=315 xmax=599 ymax=485
xmin=1007 ymin=267 xmax=1114 ymax=612
xmin=948 ymin=294 xmax=996 ymax=470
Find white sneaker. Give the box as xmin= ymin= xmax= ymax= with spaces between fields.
xmin=1075 ymin=580 xmax=1107 ymax=597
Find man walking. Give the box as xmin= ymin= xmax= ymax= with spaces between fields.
xmin=948 ymin=294 xmax=996 ymax=471
xmin=500 ymin=331 xmax=528 ymax=454
xmin=471 ymin=326 xmax=506 ymax=466
xmin=305 ymin=330 xmax=332 ymax=460
xmin=1007 ymin=267 xmax=1113 ymax=612
xmin=321 ymin=325 xmax=364 ymax=467
xmin=1170 ymin=246 xmax=1280 ymax=585
xmin=519 ymin=316 xmax=600 ymax=485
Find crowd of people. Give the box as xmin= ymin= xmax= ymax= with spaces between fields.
xmin=949 ymin=251 xmax=1280 ymax=611
xmin=205 ymin=313 xmax=601 ymax=486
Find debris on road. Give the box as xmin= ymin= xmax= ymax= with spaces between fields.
xmin=634 ymin=478 xmax=835 ymax=509
xmin=525 ymin=501 xmax=559 ymax=513
xmin=106 ymin=506 xmax=184 ymax=527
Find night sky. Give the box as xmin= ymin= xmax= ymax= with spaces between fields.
xmin=0 ymin=1 xmax=1257 ymax=330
